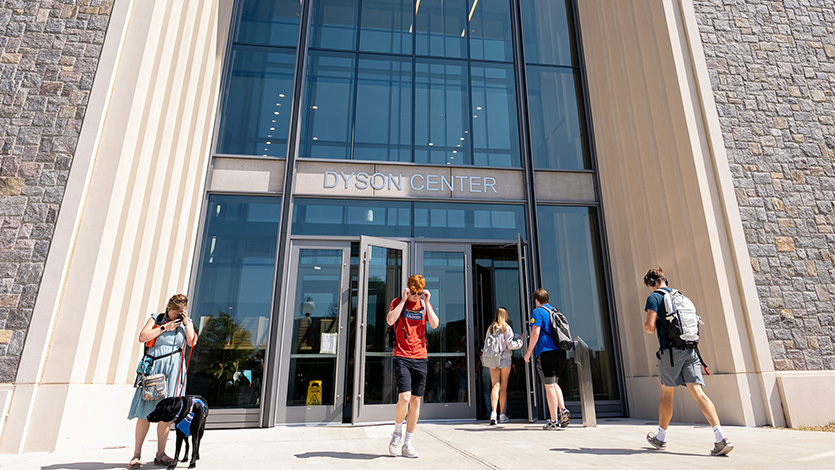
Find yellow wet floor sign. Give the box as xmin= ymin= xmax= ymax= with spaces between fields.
xmin=306 ymin=380 xmax=322 ymax=406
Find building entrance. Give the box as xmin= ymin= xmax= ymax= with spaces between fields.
xmin=275 ymin=236 xmax=536 ymax=425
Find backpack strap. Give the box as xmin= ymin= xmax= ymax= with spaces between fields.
xmin=695 ymin=345 xmax=709 ymax=375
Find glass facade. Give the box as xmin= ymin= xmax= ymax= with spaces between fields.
xmin=196 ymin=0 xmax=619 ymax=420
xmin=292 ymin=199 xmax=526 ymax=240
xmin=189 ymin=195 xmax=281 ymax=408
xmin=537 ymin=206 xmax=618 ymax=401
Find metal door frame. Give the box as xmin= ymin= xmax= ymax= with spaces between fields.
xmin=517 ymin=233 xmax=540 ymax=422
xmin=275 ymin=240 xmax=351 ymax=424
xmin=413 ymin=243 xmax=475 ymax=420
xmin=352 ymin=236 xmax=410 ymax=424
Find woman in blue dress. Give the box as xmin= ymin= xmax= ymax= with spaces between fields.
xmin=128 ymin=294 xmax=197 ymax=468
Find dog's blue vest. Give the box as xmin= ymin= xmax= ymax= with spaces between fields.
xmin=175 ymin=397 xmax=206 ymax=437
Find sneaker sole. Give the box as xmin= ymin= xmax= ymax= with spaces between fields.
xmin=712 ymin=443 xmax=734 ymax=456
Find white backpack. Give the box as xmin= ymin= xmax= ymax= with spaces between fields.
xmin=481 ymin=330 xmax=503 ymax=368
xmin=658 ymin=289 xmax=701 ymax=347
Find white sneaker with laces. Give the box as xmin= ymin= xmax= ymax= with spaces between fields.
xmin=388 ymin=433 xmax=402 ymax=456
xmin=401 ymin=442 xmax=419 ymax=458
xmin=499 ymin=414 xmax=509 ymax=423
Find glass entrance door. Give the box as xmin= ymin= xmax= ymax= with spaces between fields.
xmin=415 ymin=244 xmax=475 ymax=419
xmin=352 ymin=236 xmax=409 ymax=423
xmin=517 ymin=233 xmax=539 ymax=421
xmin=277 ymin=241 xmax=351 ymax=423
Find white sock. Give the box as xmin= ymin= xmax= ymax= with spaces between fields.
xmin=394 ymin=422 xmax=403 ymax=436
xmin=713 ymin=425 xmax=725 ymax=442
xmin=656 ymin=426 xmax=667 ymax=442
xmin=404 ymin=431 xmax=414 ymax=445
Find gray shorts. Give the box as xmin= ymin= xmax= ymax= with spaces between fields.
xmin=657 ymin=348 xmax=705 ymax=387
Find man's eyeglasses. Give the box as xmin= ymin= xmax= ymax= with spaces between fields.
xmin=409 ymin=290 xmax=424 ymax=296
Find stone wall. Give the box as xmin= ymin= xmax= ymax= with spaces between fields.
xmin=0 ymin=0 xmax=113 ymax=381
xmin=693 ymin=0 xmax=835 ymax=371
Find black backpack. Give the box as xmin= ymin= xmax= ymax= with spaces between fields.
xmin=545 ymin=306 xmax=574 ymax=351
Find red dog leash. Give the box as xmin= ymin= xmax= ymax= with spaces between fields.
xmin=174 ymin=328 xmax=197 ymax=397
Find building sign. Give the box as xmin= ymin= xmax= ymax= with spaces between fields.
xmin=323 ymin=170 xmax=498 ymax=194
xmin=292 ymin=161 xmax=524 ymax=200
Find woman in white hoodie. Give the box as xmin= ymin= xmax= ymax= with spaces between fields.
xmin=481 ymin=307 xmax=523 ymax=425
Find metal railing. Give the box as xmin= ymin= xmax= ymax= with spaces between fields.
xmin=573 ymin=336 xmax=597 ymax=427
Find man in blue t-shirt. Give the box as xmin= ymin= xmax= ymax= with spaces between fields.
xmin=523 ymin=288 xmax=569 ymax=429
xmin=643 ymin=267 xmax=733 ymax=456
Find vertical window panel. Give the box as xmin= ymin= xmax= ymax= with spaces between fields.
xmin=468 ymin=0 xmax=514 ymax=62
xmin=299 ymin=51 xmax=356 ymax=159
xmin=471 ymin=62 xmax=520 ymax=167
xmin=359 ymin=0 xmax=414 ymax=54
xmin=537 ymin=206 xmax=619 ymax=402
xmin=415 ymin=0 xmax=468 ymax=58
xmin=526 ymin=66 xmax=589 ymax=169
xmin=217 ymin=45 xmax=296 ymax=157
xmin=415 ymin=59 xmax=471 ymax=165
xmin=309 ymin=0 xmax=360 ymax=51
xmin=189 ymin=195 xmax=281 ymax=408
xmin=236 ymin=0 xmax=302 ymax=47
xmin=519 ymin=0 xmax=576 ymax=67
xmin=354 ymin=56 xmax=413 ymax=162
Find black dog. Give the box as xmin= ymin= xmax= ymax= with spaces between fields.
xmin=147 ymin=395 xmax=209 ymax=469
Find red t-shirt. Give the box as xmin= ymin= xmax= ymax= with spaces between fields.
xmin=389 ymin=298 xmax=427 ymax=359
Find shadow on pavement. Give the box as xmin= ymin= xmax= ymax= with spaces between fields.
xmin=455 ymin=425 xmax=589 ymax=432
xmin=41 ymin=463 xmax=128 ymax=470
xmin=295 ymin=451 xmax=386 ymax=460
xmin=552 ymin=447 xmax=707 ymax=457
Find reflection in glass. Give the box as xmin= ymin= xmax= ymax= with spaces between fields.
xmin=471 ymin=63 xmax=520 ymax=167
xmin=309 ymin=0 xmax=359 ymax=51
xmin=415 ymin=59 xmax=471 ymax=165
xmin=217 ymin=46 xmax=295 ymax=157
xmin=287 ymin=249 xmax=344 ymax=406
xmin=415 ymin=0 xmax=468 ymax=58
xmin=527 ymin=66 xmax=589 ymax=169
xmin=537 ymin=206 xmax=618 ymax=401
xmin=363 ymin=246 xmax=403 ymax=405
xmin=235 ymin=0 xmax=301 ymax=47
xmin=519 ymin=0 xmax=576 ymax=67
xmin=468 ymin=0 xmax=514 ymax=62
xmin=422 ymin=251 xmax=467 ymax=403
xmin=359 ymin=0 xmax=413 ymax=54
xmin=299 ymin=51 xmax=356 ymax=159
xmin=189 ymin=195 xmax=281 ymax=408
xmin=354 ymin=56 xmax=413 ymax=162
xmin=292 ymin=199 xmax=526 ymax=241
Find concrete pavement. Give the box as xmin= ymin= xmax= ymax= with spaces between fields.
xmin=1 ymin=418 xmax=834 ymax=469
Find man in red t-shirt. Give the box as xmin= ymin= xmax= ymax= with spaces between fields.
xmin=386 ymin=274 xmax=439 ymax=459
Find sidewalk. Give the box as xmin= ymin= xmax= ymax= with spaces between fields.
xmin=2 ymin=418 xmax=834 ymax=470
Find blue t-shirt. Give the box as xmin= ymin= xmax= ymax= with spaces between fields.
xmin=531 ymin=303 xmax=559 ymax=357
xmin=645 ymin=287 xmax=672 ymax=350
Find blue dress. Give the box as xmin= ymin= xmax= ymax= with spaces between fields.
xmin=128 ymin=316 xmax=187 ymax=420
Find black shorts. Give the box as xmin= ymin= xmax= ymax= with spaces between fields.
xmin=536 ymin=349 xmax=567 ymax=385
xmin=393 ymin=357 xmax=428 ymax=397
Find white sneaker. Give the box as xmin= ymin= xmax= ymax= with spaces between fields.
xmin=401 ymin=442 xmax=419 ymax=458
xmin=489 ymin=411 xmax=497 ymax=425
xmin=499 ymin=414 xmax=509 ymax=423
xmin=388 ymin=433 xmax=402 ymax=456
